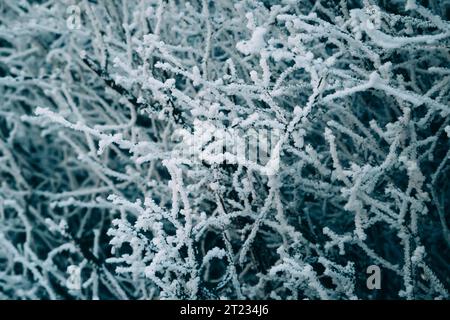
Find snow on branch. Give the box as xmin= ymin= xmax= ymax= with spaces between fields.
xmin=0 ymin=0 xmax=448 ymax=300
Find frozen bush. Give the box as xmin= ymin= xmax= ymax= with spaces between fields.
xmin=0 ymin=0 xmax=449 ymax=300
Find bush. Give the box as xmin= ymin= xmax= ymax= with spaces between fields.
xmin=0 ymin=0 xmax=448 ymax=299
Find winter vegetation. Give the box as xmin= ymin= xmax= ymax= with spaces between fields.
xmin=0 ymin=0 xmax=449 ymax=300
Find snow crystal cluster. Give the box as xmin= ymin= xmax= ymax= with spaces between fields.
xmin=0 ymin=0 xmax=449 ymax=300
